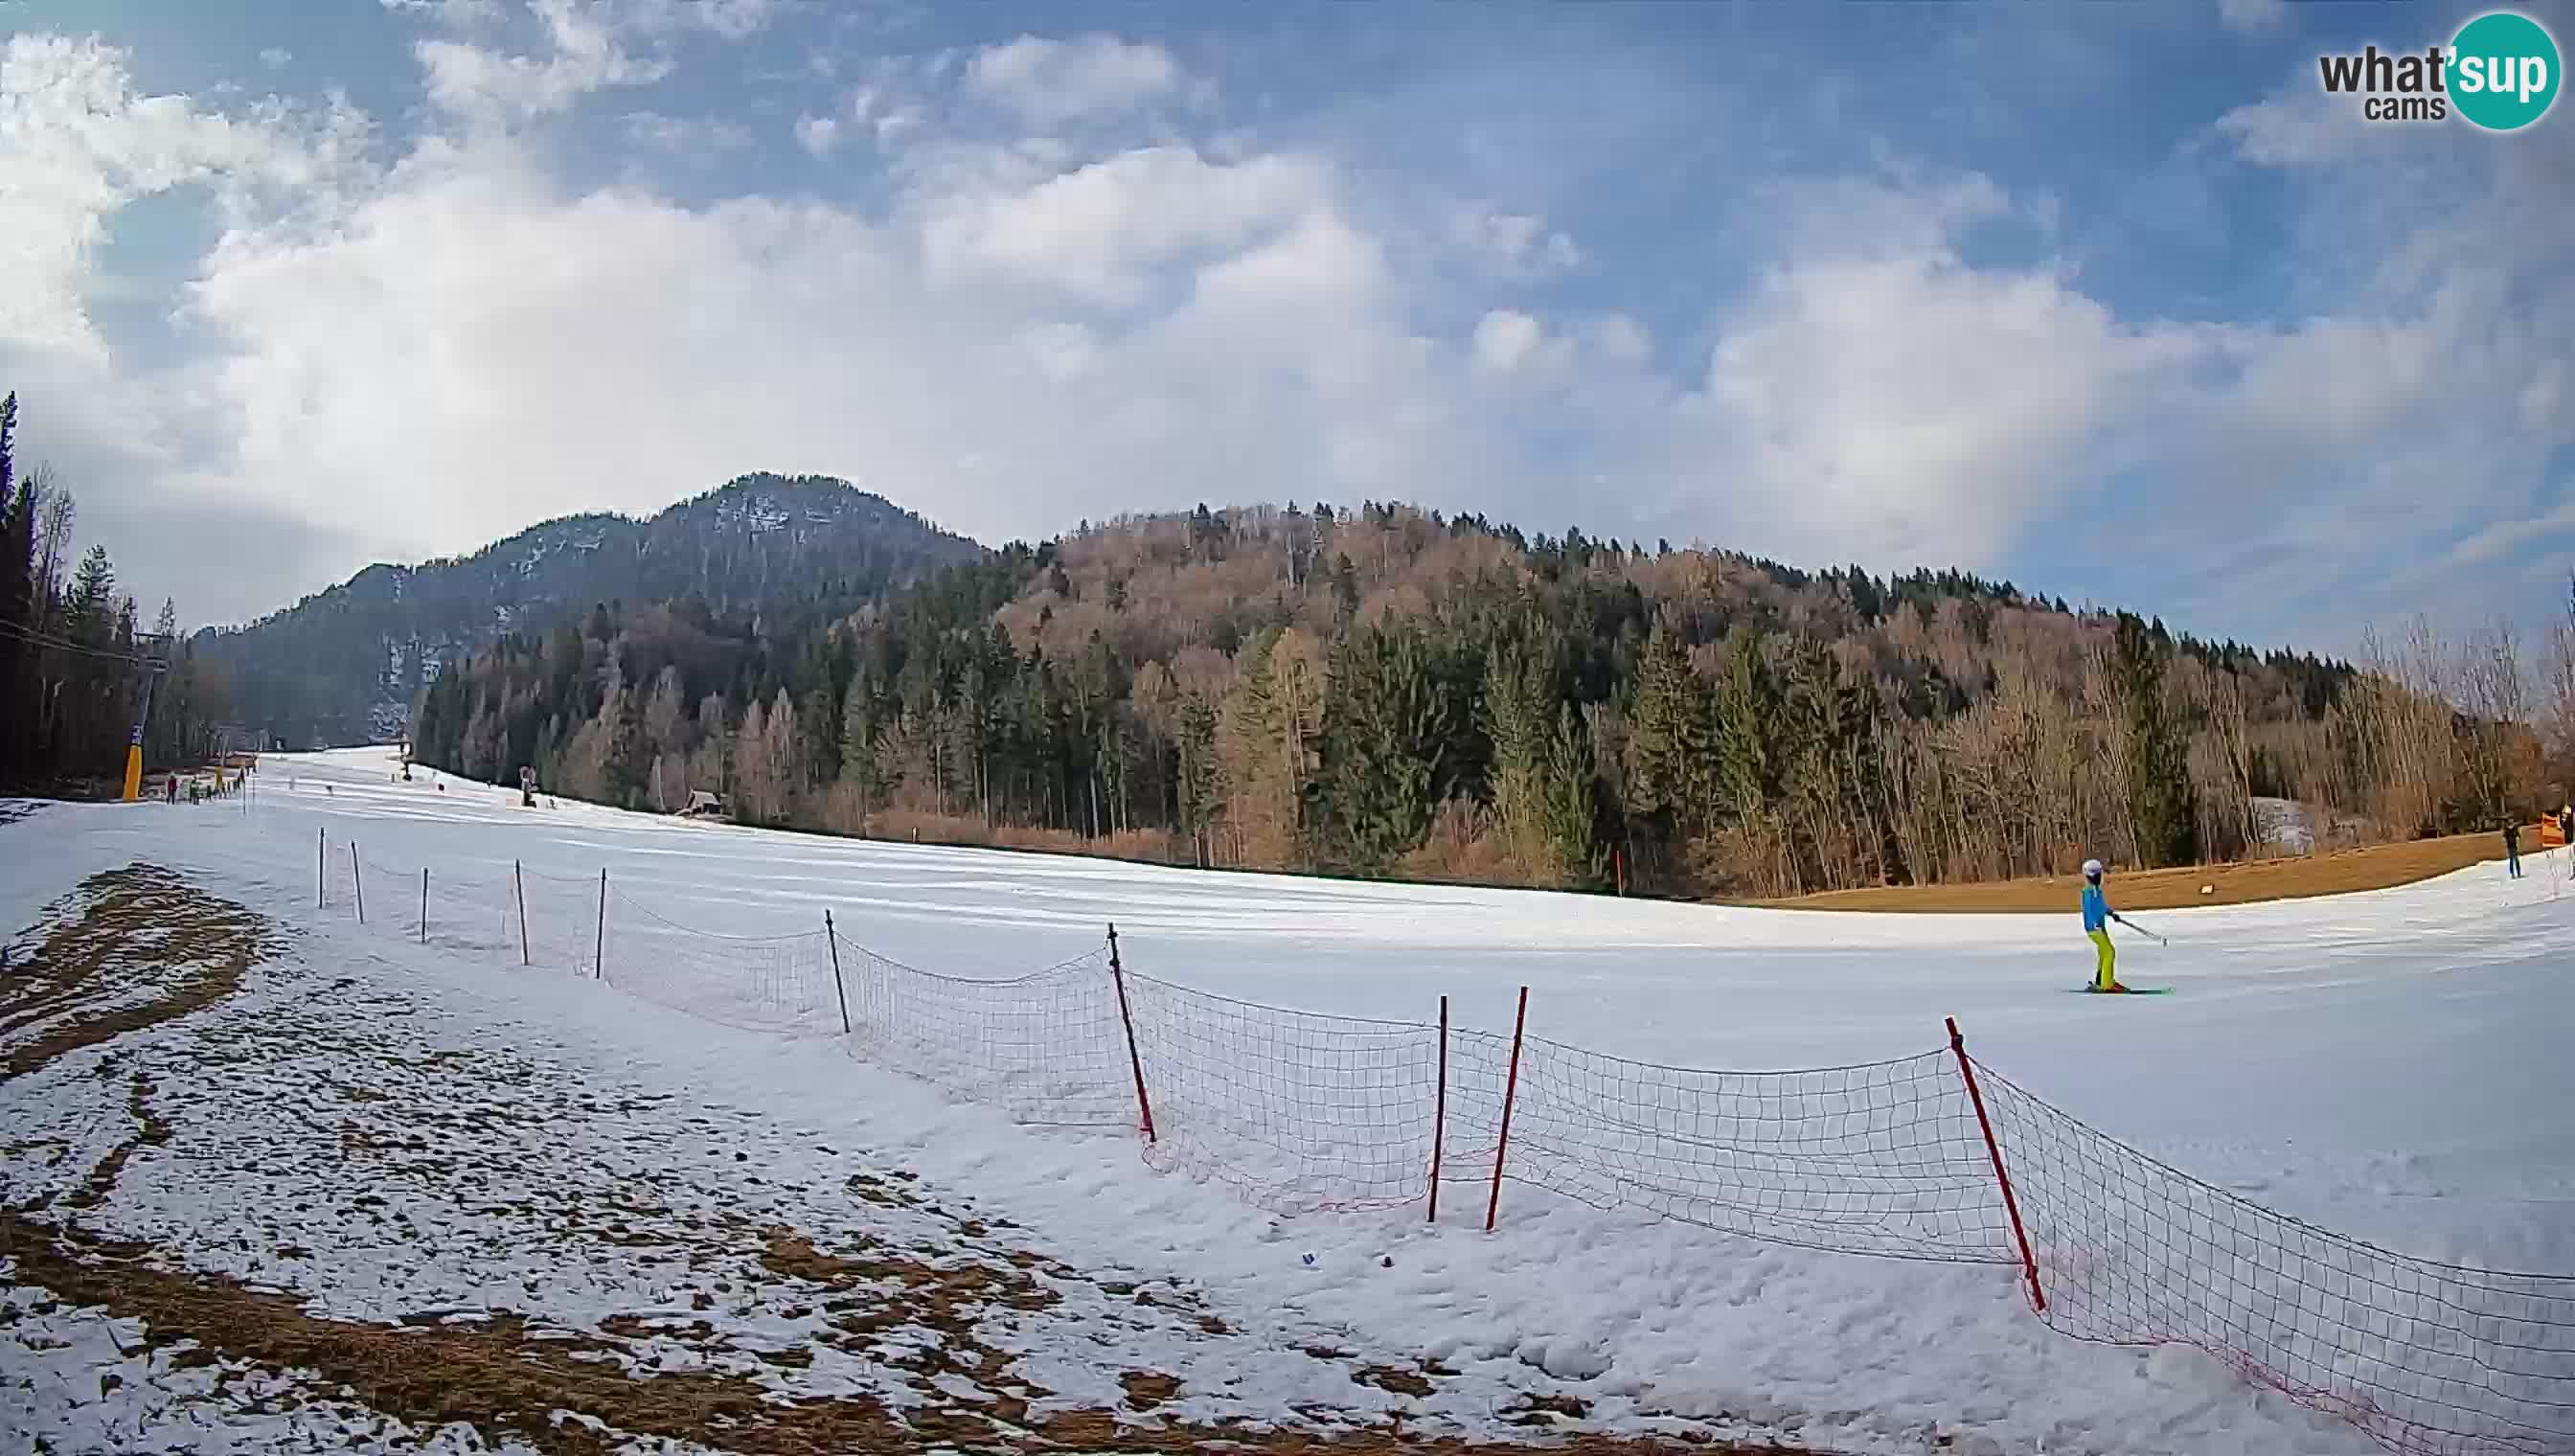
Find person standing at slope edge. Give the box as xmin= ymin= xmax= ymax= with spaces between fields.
xmin=2503 ymin=821 xmax=2521 ymax=880
xmin=2081 ymin=859 xmax=2131 ymax=993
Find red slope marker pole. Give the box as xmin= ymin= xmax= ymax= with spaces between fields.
xmin=1485 ymin=985 xmax=1529 ymax=1233
xmin=1948 ymin=1016 xmax=2045 ymax=1312
xmin=1107 ymin=924 xmax=1155 ymax=1143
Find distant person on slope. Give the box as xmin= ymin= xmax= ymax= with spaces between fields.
xmin=2503 ymin=822 xmax=2521 ymax=879
xmin=2082 ymin=858 xmax=2131 ymax=993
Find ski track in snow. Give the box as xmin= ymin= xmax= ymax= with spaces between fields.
xmin=3 ymin=749 xmax=2570 ymax=1455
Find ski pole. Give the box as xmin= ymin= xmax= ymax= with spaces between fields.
xmin=2118 ymin=915 xmax=2168 ymax=946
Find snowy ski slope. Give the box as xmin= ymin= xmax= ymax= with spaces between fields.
xmin=6 ymin=745 xmax=2570 ymax=1455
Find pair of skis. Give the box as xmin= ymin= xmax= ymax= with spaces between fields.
xmin=2077 ymin=914 xmax=2173 ymax=994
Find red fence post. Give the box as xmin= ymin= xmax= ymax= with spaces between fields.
xmin=1428 ymin=993 xmax=1448 ymax=1223
xmin=1948 ymin=1015 xmax=2045 ymax=1312
xmin=1485 ymin=985 xmax=1529 ymax=1233
xmin=351 ymin=844 xmax=365 ymax=924
xmin=593 ymin=868 xmax=607 ymax=981
xmin=420 ymin=867 xmax=428 ymax=944
xmin=513 ymin=859 xmax=530 ymax=967
xmin=1106 ymin=923 xmax=1156 ymax=1143
xmin=317 ymin=827 xmax=327 ymax=908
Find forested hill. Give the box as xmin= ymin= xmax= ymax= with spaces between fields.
xmin=199 ymin=475 xmax=984 ymax=747
xmin=407 ymin=500 xmax=2539 ymax=899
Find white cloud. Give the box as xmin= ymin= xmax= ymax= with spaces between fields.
xmin=620 ymin=0 xmax=785 ymax=41
xmin=1470 ymin=309 xmax=1543 ymax=373
xmin=378 ymin=0 xmax=509 ymax=26
xmin=848 ymin=83 xmax=925 ymax=146
xmin=414 ymin=0 xmax=672 ymax=123
xmin=1454 ymin=209 xmax=1581 ymax=277
xmin=2217 ymin=0 xmax=2289 ymax=34
xmin=1684 ymin=243 xmax=2188 ymax=571
xmin=385 ymin=0 xmax=778 ymax=39
xmin=963 ymin=34 xmax=1183 ymax=126
xmin=919 ymin=147 xmax=1333 ymax=305
xmin=2212 ymin=89 xmax=2377 ymax=169
xmin=0 ymin=34 xmax=366 ymax=357
xmin=792 ymin=113 xmax=838 ymax=157
xmin=623 ymin=109 xmax=750 ymax=153
xmin=260 ymin=48 xmax=294 ymax=71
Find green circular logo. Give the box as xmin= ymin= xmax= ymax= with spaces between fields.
xmin=2450 ymin=11 xmax=2560 ymax=130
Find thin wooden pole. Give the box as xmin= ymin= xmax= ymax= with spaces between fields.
xmin=824 ymin=910 xmax=853 ymax=1035
xmin=317 ymin=828 xmax=326 ymax=908
xmin=1485 ymin=985 xmax=1529 ymax=1233
xmin=593 ymin=868 xmax=607 ymax=980
xmin=1107 ymin=924 xmax=1155 ymax=1143
xmin=1949 ymin=1016 xmax=2046 ymax=1312
xmin=351 ymin=844 xmax=365 ymax=924
xmin=420 ymin=868 xmax=429 ymax=944
xmin=513 ymin=859 xmax=530 ymax=967
xmin=1428 ymin=993 xmax=1448 ymax=1223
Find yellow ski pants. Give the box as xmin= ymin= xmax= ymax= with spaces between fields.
xmin=2089 ymin=928 xmax=2117 ymax=990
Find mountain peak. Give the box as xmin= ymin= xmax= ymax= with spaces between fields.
xmin=202 ymin=474 xmax=988 ymax=747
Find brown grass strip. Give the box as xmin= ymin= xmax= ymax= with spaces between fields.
xmin=1769 ymin=825 xmax=2536 ymax=913
xmin=1 ymin=864 xmax=279 ymax=1081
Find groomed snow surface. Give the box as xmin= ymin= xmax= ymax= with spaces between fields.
xmin=3 ymin=747 xmax=2571 ymax=1455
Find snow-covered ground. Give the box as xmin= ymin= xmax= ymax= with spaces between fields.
xmin=4 ymin=746 xmax=2570 ymax=1455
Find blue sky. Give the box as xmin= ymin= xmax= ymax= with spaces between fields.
xmin=0 ymin=0 xmax=2567 ymax=655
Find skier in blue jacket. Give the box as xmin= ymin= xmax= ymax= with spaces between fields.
xmin=2081 ymin=858 xmax=2131 ymax=992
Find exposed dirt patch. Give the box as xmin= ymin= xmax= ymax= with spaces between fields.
xmin=1505 ymin=1392 xmax=1596 ymax=1426
xmin=1122 ymin=1369 xmax=1182 ymax=1411
xmin=1355 ymin=1363 xmax=1439 ymax=1398
xmin=0 ymin=1214 xmax=828 ymax=1453
xmin=1769 ymin=825 xmax=2541 ymax=913
xmin=60 ymin=1070 xmax=167 ymax=1211
xmin=0 ymin=864 xmax=279 ymax=1079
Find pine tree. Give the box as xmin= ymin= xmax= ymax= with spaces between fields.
xmin=1623 ymin=618 xmax=1712 ymax=834
xmin=1174 ymin=694 xmax=1219 ymax=865
xmin=1320 ymin=624 xmax=1448 ymax=874
xmin=1332 ymin=553 xmax=1360 ymax=621
xmin=1538 ymin=704 xmax=1604 ymax=884
xmin=0 ymin=394 xmax=28 ymax=778
xmin=2112 ymin=611 xmax=2198 ymax=866
xmin=837 ymin=676 xmax=876 ymax=790
xmin=603 ymin=674 xmax=645 ymax=808
xmin=69 ymin=546 xmax=115 ymax=645
xmin=1482 ymin=631 xmax=1598 ymax=884
xmin=1710 ymin=627 xmax=1779 ymax=824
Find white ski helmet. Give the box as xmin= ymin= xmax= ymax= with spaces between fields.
xmin=2082 ymin=858 xmax=2104 ymax=878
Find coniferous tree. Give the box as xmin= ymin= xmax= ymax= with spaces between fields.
xmin=1710 ymin=627 xmax=1779 ymax=825
xmin=1320 ymin=624 xmax=1448 ymax=874
xmin=1623 ymin=617 xmax=1713 ymax=838
xmin=2113 ymin=611 xmax=2199 ymax=866
xmin=0 ymin=394 xmax=29 ymax=775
